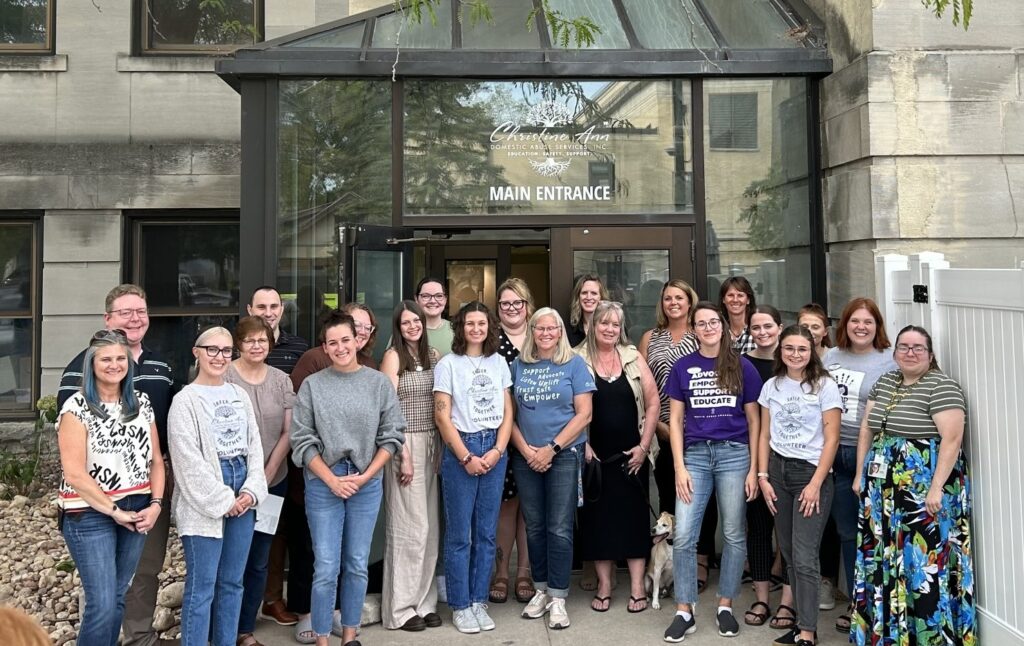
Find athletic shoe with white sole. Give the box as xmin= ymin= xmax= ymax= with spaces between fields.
xmin=819 ymin=579 xmax=836 ymax=610
xmin=521 ymin=590 xmax=551 ymax=619
xmin=547 ymin=597 xmax=570 ymax=629
xmin=716 ymin=609 xmax=740 ymax=637
xmin=664 ymin=613 xmax=696 ymax=643
xmin=471 ymin=603 xmax=496 ymax=631
xmin=452 ymin=608 xmax=480 ymax=634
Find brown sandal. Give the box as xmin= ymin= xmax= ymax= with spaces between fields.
xmin=236 ymin=634 xmax=263 ymax=646
xmin=515 ymin=576 xmax=536 ymax=603
xmin=770 ymin=604 xmax=797 ymax=630
xmin=488 ymin=577 xmax=509 ymax=603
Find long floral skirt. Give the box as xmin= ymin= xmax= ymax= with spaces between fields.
xmin=852 ymin=434 xmax=975 ymax=646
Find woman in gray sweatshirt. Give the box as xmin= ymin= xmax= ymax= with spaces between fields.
xmin=290 ymin=311 xmax=406 ymax=646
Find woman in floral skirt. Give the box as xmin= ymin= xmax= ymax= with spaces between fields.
xmin=851 ymin=325 xmax=974 ymax=646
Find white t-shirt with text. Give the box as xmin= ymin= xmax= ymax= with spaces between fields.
xmin=759 ymin=375 xmax=842 ymax=465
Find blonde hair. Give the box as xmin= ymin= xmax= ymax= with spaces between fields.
xmin=584 ymin=301 xmax=630 ymax=360
xmin=569 ymin=274 xmax=609 ymax=327
xmin=520 ymin=308 xmax=575 ymax=365
xmin=655 ymin=279 xmax=699 ymax=329
xmin=496 ymin=277 xmax=536 ymax=320
xmin=0 ymin=607 xmax=51 ymax=646
xmin=191 ymin=326 xmax=233 ymax=382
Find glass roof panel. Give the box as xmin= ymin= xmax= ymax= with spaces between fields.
xmin=372 ymin=2 xmax=453 ymax=49
xmin=285 ymin=22 xmax=364 ymax=48
xmin=545 ymin=0 xmax=629 ymax=49
xmin=462 ymin=0 xmax=542 ymax=49
xmin=700 ymin=0 xmax=801 ymax=49
xmin=624 ymin=0 xmax=717 ymax=50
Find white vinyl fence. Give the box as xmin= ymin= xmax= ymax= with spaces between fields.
xmin=876 ymin=252 xmax=1024 ymax=646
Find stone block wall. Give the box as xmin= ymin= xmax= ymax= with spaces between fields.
xmin=813 ymin=0 xmax=1024 ymax=311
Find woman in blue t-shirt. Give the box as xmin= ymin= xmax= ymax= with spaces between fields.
xmin=510 ymin=307 xmax=595 ymax=630
xmin=662 ymin=302 xmax=762 ymax=643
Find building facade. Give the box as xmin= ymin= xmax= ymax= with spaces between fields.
xmin=1 ymin=0 xmax=1022 ymax=422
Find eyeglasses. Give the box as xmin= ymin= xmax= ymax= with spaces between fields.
xmin=895 ymin=343 xmax=929 ymax=355
xmin=108 ymin=307 xmax=149 ymax=319
xmin=498 ymin=299 xmax=527 ymax=312
xmin=694 ymin=319 xmax=722 ymax=330
xmin=418 ymin=293 xmax=446 ymax=302
xmin=91 ymin=329 xmax=128 ymax=344
xmin=534 ymin=325 xmax=561 ymax=334
xmin=354 ymin=322 xmax=376 ymax=334
xmin=196 ymin=345 xmax=234 ymax=358
xmin=241 ymin=338 xmax=269 ymax=347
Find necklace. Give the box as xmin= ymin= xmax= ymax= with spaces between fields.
xmin=596 ymin=349 xmax=620 ymax=382
xmin=466 ymin=353 xmax=486 ymax=373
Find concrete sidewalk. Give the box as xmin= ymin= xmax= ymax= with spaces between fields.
xmin=251 ymin=573 xmax=851 ymax=645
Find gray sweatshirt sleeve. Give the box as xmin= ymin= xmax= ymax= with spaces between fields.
xmin=167 ymin=392 xmax=236 ymax=519
xmin=375 ymin=377 xmax=407 ymax=457
xmin=290 ymin=379 xmax=324 ymax=468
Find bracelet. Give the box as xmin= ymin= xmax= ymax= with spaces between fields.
xmin=639 ymin=444 xmax=649 ymax=454
xmin=757 ymin=472 xmax=769 ymax=480
xmin=460 ymin=452 xmax=473 ymax=465
xmin=149 ymin=498 xmax=164 ymax=507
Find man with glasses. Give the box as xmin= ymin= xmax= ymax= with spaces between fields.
xmin=247 ymin=286 xmax=309 ymax=628
xmin=57 ymin=284 xmax=176 ymax=646
xmin=416 ymin=277 xmax=454 ymax=357
xmin=248 ymin=286 xmax=309 ymax=375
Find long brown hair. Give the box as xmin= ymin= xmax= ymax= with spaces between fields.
xmin=835 ymin=297 xmax=891 ymax=350
xmin=655 ymin=278 xmax=699 ymax=329
xmin=772 ymin=325 xmax=830 ymax=393
xmin=451 ymin=301 xmax=500 ymax=356
xmin=717 ymin=276 xmax=756 ymax=326
xmin=691 ymin=301 xmax=743 ymax=395
xmin=390 ymin=300 xmax=433 ymax=374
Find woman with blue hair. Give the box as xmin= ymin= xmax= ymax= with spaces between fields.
xmin=57 ymin=328 xmax=166 ymax=646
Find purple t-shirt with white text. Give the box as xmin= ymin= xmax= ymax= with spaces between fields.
xmin=665 ymin=352 xmax=762 ymax=447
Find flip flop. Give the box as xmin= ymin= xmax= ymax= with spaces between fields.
xmin=627 ymin=595 xmax=648 ymax=613
xmin=591 ymin=595 xmax=611 ymax=612
xmin=769 ymin=604 xmax=797 ymax=630
xmin=744 ymin=601 xmax=770 ymax=626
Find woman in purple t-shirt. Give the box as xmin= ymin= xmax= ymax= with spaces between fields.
xmin=662 ymin=302 xmax=763 ymax=643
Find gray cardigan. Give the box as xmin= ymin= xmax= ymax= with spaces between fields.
xmin=290 ymin=366 xmax=406 ymax=475
xmin=168 ymin=383 xmax=268 ymax=538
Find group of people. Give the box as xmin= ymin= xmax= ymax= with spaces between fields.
xmin=53 ymin=275 xmax=975 ymax=646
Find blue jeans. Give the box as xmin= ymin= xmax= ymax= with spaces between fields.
xmin=440 ymin=429 xmax=507 ymax=611
xmin=61 ymin=493 xmax=150 ymax=646
xmin=673 ymin=440 xmax=750 ymax=606
xmin=511 ymin=447 xmax=580 ymax=598
xmin=830 ymin=444 xmax=858 ymax=598
xmin=305 ymin=459 xmax=383 ymax=636
xmin=238 ymin=478 xmax=287 ymax=634
xmin=181 ymin=456 xmax=256 ymax=646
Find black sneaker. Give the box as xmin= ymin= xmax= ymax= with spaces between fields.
xmin=716 ymin=609 xmax=739 ymax=637
xmin=663 ymin=614 xmax=696 ymax=643
xmin=773 ymin=627 xmax=799 ymax=644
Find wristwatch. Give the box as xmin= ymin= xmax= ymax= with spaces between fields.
xmin=548 ymin=441 xmax=562 ymax=454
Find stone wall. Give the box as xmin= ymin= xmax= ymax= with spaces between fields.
xmin=815 ymin=0 xmax=1024 ymax=310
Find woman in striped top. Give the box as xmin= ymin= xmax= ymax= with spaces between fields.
xmin=851 ymin=325 xmax=975 ymax=646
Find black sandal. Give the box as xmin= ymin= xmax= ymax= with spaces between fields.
xmin=769 ymin=604 xmax=797 ymax=630
xmin=744 ymin=600 xmax=770 ymax=626
xmin=627 ymin=595 xmax=648 ymax=613
xmin=835 ymin=603 xmax=853 ymax=632
xmin=591 ymin=595 xmax=611 ymax=612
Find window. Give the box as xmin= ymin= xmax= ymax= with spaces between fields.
xmin=139 ymin=0 xmax=261 ymax=54
xmin=0 ymin=0 xmax=54 ymax=53
xmin=0 ymin=217 xmax=39 ymax=416
xmin=128 ymin=214 xmax=239 ymax=385
xmin=708 ymin=93 xmax=758 ymax=150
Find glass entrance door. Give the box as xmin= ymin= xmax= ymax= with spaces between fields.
xmin=551 ymin=226 xmax=694 ymax=344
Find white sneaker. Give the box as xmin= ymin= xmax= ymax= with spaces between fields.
xmin=471 ymin=602 xmax=496 ymax=631
xmin=547 ymin=597 xmax=570 ymax=630
xmin=819 ymin=579 xmax=836 ymax=610
xmin=522 ymin=589 xmax=551 ymax=619
xmin=452 ymin=607 xmax=480 ymax=634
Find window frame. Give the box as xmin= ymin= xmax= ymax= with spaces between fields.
xmin=707 ymin=92 xmax=759 ymax=152
xmin=134 ymin=0 xmax=263 ymax=56
xmin=0 ymin=213 xmax=41 ymax=420
xmin=0 ymin=0 xmax=55 ymax=55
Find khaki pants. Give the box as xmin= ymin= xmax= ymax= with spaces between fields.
xmin=381 ymin=432 xmax=441 ymax=629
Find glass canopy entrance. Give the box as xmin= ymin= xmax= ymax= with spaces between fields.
xmin=217 ymin=0 xmax=831 ymax=348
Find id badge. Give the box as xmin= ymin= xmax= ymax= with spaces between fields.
xmin=867 ymin=455 xmax=888 ymax=479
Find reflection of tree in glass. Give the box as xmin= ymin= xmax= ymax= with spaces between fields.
xmin=278 ymin=80 xmax=392 ymax=224
xmin=147 ymin=0 xmax=258 ymax=47
xmin=404 ymin=82 xmax=508 ymax=213
xmin=739 ymin=169 xmax=789 ymax=251
xmin=0 ymin=0 xmax=47 ymax=45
